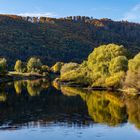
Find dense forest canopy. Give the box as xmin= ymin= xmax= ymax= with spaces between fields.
xmin=0 ymin=14 xmax=140 ymax=68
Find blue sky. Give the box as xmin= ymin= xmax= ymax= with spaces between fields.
xmin=0 ymin=0 xmax=140 ymax=22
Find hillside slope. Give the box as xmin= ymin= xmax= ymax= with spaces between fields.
xmin=0 ymin=15 xmax=140 ymax=67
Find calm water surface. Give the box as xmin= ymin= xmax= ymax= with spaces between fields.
xmin=0 ymin=79 xmax=139 ymax=140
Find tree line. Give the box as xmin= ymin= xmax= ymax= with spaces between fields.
xmin=0 ymin=43 xmax=140 ymax=93
xmin=0 ymin=57 xmax=49 ymax=76
xmin=59 ymin=44 xmax=140 ymax=93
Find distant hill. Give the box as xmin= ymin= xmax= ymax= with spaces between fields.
xmin=0 ymin=14 xmax=140 ymax=67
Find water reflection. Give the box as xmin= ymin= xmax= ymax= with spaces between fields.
xmin=61 ymin=87 xmax=127 ymax=126
xmin=0 ymin=79 xmax=140 ymax=131
xmin=0 ymin=79 xmax=90 ymax=129
xmin=14 ymin=79 xmax=50 ymax=96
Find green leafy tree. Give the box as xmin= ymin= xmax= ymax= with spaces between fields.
xmin=125 ymin=53 xmax=140 ymax=92
xmin=87 ymin=44 xmax=128 ymax=87
xmin=27 ymin=57 xmax=42 ymax=73
xmin=14 ymin=60 xmax=26 ymax=73
xmin=128 ymin=53 xmax=140 ymax=73
xmin=109 ymin=56 xmax=128 ymax=74
xmin=0 ymin=58 xmax=7 ymax=75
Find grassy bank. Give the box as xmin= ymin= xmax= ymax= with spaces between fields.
xmin=9 ymin=71 xmax=48 ymax=80
xmin=0 ymin=71 xmax=48 ymax=83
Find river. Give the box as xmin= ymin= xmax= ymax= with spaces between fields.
xmin=0 ymin=78 xmax=139 ymax=140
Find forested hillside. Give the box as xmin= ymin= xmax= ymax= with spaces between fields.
xmin=0 ymin=14 xmax=140 ymax=67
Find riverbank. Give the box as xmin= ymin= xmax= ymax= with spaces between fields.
xmin=0 ymin=72 xmax=139 ymax=96
xmin=0 ymin=72 xmax=48 ymax=83
xmin=54 ymin=78 xmax=140 ymax=96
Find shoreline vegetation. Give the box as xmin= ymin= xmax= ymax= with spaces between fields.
xmin=0 ymin=43 xmax=140 ymax=95
xmin=57 ymin=43 xmax=140 ymax=95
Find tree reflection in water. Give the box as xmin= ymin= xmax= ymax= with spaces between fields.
xmin=0 ymin=79 xmax=139 ymax=130
xmin=60 ymin=86 xmax=140 ymax=129
xmin=0 ymin=79 xmax=90 ymax=129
